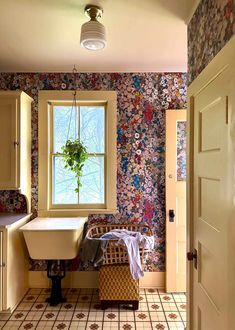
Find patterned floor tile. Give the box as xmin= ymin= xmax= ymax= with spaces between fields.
xmin=119 ymin=311 xmax=135 ymax=322
xmin=16 ymin=303 xmax=34 ymax=311
xmin=135 ymin=321 xmax=152 ymax=329
xmin=180 ymin=312 xmax=186 ymax=322
xmin=160 ymin=295 xmax=174 ymax=303
xmin=75 ymin=303 xmax=90 ymax=311
xmin=25 ymin=311 xmax=43 ymax=321
xmin=41 ymin=311 xmax=58 ymax=321
xmin=135 ymin=302 xmax=148 ymax=311
xmin=0 ymin=288 xmax=187 ymax=330
xmin=31 ymin=303 xmax=47 ymax=312
xmin=152 ymin=322 xmax=169 ymax=329
xmin=146 ymin=294 xmax=161 ymax=303
xmin=165 ymin=312 xmax=181 ymax=322
xmin=56 ymin=311 xmax=74 ymax=321
xmin=148 ymin=303 xmax=163 ymax=311
xmin=167 ymin=321 xmax=185 ymax=329
xmin=23 ymin=296 xmax=38 ymax=303
xmin=69 ymin=321 xmax=86 ymax=329
xmin=72 ymin=311 xmax=88 ymax=321
xmin=86 ymin=321 xmax=103 ymax=330
xmin=45 ymin=305 xmax=61 ymax=312
xmin=20 ymin=320 xmax=38 ymax=329
xmin=103 ymin=311 xmax=118 ymax=322
xmin=52 ymin=321 xmax=70 ymax=329
xmin=36 ymin=296 xmax=50 ymax=304
xmin=60 ymin=303 xmax=75 ymax=312
xmin=119 ymin=322 xmax=135 ymax=330
xmin=35 ymin=321 xmax=55 ymax=329
xmin=3 ymin=321 xmax=23 ymax=329
xmin=102 ymin=321 xmax=119 ymax=329
xmin=9 ymin=311 xmax=28 ymax=321
xmin=139 ymin=295 xmax=147 ymax=303
xmin=149 ymin=311 xmax=166 ymax=322
xmin=87 ymin=311 xmax=104 ymax=322
xmin=162 ymin=303 xmax=178 ymax=312
xmin=172 ymin=294 xmax=186 ymax=303
xmin=134 ymin=311 xmax=150 ymax=322
xmin=176 ymin=303 xmax=186 ymax=312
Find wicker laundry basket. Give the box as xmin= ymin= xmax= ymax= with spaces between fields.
xmin=86 ymin=223 xmax=153 ymax=310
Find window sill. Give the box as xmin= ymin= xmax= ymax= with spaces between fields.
xmin=38 ymin=209 xmax=118 ymax=217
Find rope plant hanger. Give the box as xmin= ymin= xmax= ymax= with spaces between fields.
xmin=61 ymin=66 xmax=88 ymax=192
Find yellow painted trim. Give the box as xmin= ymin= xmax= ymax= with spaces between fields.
xmin=38 ymin=91 xmax=117 ymax=216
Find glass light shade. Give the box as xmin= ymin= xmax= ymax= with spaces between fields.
xmin=80 ymin=20 xmax=106 ymax=50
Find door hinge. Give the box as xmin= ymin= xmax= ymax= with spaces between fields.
xmin=0 ymin=262 xmax=6 ymax=267
xmin=187 ymin=248 xmax=197 ymax=269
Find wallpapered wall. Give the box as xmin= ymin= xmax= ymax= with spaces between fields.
xmin=188 ymin=0 xmax=235 ymax=83
xmin=0 ymin=72 xmax=187 ymax=271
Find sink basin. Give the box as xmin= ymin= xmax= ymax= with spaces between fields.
xmin=20 ymin=217 xmax=87 ymax=260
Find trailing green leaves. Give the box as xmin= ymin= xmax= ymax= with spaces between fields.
xmin=61 ymin=139 xmax=89 ymax=193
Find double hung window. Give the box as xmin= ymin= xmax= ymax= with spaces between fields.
xmin=38 ymin=91 xmax=117 ymax=216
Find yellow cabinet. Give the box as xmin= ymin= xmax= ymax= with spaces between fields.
xmin=0 ymin=214 xmax=31 ymax=312
xmin=0 ymin=91 xmax=33 ymax=211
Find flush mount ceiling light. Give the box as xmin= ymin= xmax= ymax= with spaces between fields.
xmin=80 ymin=4 xmax=106 ymax=51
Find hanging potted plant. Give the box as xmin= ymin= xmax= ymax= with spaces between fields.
xmin=61 ymin=138 xmax=89 ymax=192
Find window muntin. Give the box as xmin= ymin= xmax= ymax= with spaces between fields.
xmin=51 ymin=103 xmax=105 ymax=206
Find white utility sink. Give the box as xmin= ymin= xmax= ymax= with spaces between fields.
xmin=20 ymin=217 xmax=87 ymax=260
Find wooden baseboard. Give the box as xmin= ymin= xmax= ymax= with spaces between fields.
xmin=29 ymin=271 xmax=165 ymax=289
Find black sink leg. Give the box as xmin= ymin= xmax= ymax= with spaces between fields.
xmin=46 ymin=260 xmax=66 ymax=306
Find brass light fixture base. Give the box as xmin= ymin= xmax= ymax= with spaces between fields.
xmin=84 ymin=4 xmax=103 ymax=21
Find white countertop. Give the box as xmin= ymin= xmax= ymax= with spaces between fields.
xmin=0 ymin=213 xmax=30 ymax=228
xmin=20 ymin=217 xmax=88 ymax=231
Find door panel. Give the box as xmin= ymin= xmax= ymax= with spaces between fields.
xmin=166 ymin=110 xmax=186 ymax=293
xmin=190 ymin=65 xmax=231 ymax=329
xmin=0 ymin=98 xmax=18 ymax=188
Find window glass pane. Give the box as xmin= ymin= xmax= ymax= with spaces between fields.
xmin=80 ymin=106 xmax=105 ymax=153
xmin=53 ymin=106 xmax=78 ymax=153
xmin=177 ymin=121 xmax=187 ymax=181
xmin=53 ymin=156 xmax=78 ymax=204
xmin=80 ymin=156 xmax=104 ymax=204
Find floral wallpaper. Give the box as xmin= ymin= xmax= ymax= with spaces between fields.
xmin=188 ymin=0 xmax=235 ymax=83
xmin=177 ymin=121 xmax=187 ymax=181
xmin=0 ymin=190 xmax=27 ymax=213
xmin=0 ymin=72 xmax=187 ymax=272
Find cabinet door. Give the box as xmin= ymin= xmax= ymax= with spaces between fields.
xmin=0 ymin=97 xmax=18 ymax=188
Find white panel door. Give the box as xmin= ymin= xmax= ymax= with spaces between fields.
xmin=188 ymin=61 xmax=235 ymax=329
xmin=166 ymin=110 xmax=187 ymax=292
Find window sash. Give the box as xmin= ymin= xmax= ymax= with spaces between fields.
xmin=49 ymin=102 xmax=106 ymax=208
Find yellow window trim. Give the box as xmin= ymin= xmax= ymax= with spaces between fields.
xmin=38 ymin=90 xmax=117 ymax=216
